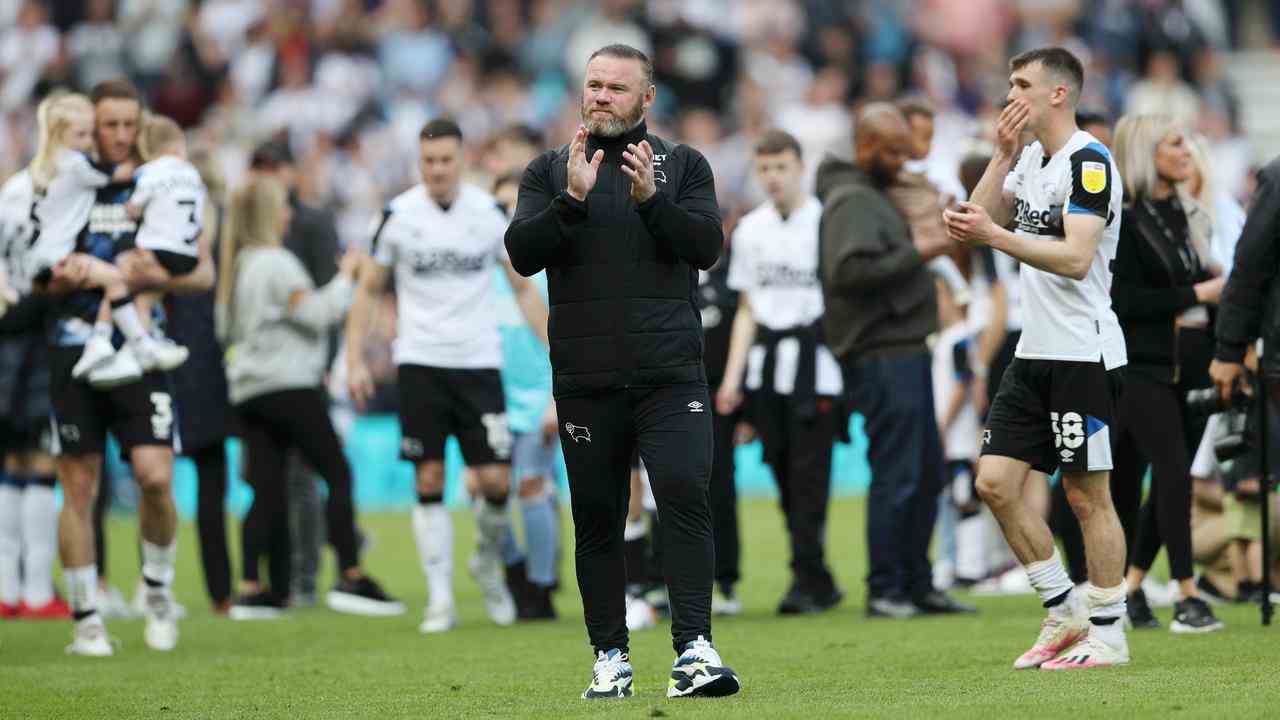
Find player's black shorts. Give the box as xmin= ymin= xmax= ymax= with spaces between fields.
xmin=152 ymin=250 xmax=198 ymax=277
xmin=397 ymin=365 xmax=510 ymax=466
xmin=48 ymin=345 xmax=176 ymax=457
xmin=981 ymin=358 xmax=1123 ymax=475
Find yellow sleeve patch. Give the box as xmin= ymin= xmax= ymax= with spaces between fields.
xmin=1081 ymin=161 xmax=1106 ymax=194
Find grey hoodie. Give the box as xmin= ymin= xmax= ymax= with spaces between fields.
xmin=815 ymin=155 xmax=937 ymax=362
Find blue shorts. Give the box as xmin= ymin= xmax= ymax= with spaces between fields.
xmin=511 ymin=430 xmax=559 ymax=487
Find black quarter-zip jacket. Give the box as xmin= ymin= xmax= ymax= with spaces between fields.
xmin=504 ymin=121 xmax=723 ymax=398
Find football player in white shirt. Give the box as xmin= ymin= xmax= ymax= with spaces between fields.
xmin=717 ymin=129 xmax=844 ymax=615
xmin=943 ymin=47 xmax=1131 ymax=670
xmin=345 ymin=119 xmax=549 ymax=634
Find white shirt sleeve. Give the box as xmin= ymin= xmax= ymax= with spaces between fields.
xmin=128 ymin=165 xmax=156 ymax=207
xmin=59 ymin=151 xmax=112 ymax=189
xmin=726 ymin=226 xmax=751 ymax=292
xmin=371 ymin=211 xmax=397 ymax=267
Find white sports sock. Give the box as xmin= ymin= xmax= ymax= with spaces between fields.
xmin=20 ymin=482 xmax=57 ymax=607
xmin=1086 ymin=582 xmax=1128 ymax=648
xmin=65 ymin=565 xmax=99 ymax=617
xmin=955 ymin=513 xmax=988 ymax=581
xmin=92 ymin=321 xmax=112 ymax=339
xmin=412 ymin=503 xmax=453 ymax=610
xmin=111 ymin=300 xmax=147 ymax=342
xmin=624 ymin=516 xmax=648 ymax=542
xmin=474 ymin=498 xmax=510 ymax=554
xmin=1024 ymin=548 xmax=1075 ymax=617
xmin=141 ymin=539 xmax=177 ymax=589
xmin=0 ymin=483 xmax=21 ymax=606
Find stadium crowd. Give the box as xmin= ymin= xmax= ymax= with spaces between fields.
xmin=1 ymin=0 xmax=1279 ymax=674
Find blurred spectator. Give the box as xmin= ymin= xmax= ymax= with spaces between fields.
xmin=1126 ymin=49 xmax=1201 ymax=124
xmin=0 ymin=2 xmax=59 ymax=111
xmin=67 ymin=0 xmax=126 ymax=92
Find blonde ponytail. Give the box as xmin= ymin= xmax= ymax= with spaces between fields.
xmin=29 ymin=93 xmax=94 ymax=189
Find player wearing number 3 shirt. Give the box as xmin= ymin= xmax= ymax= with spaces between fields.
xmin=943 ymin=47 xmax=1131 ymax=671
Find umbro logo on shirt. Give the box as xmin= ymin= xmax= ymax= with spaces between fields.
xmin=688 ymin=401 xmax=705 ymax=413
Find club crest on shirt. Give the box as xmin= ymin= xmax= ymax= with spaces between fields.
xmin=1081 ymin=161 xmax=1106 ymax=194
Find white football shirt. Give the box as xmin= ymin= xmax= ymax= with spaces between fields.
xmin=0 ymin=169 xmax=35 ymax=292
xmin=372 ymin=183 xmax=509 ymax=369
xmin=30 ymin=149 xmax=112 ymax=272
xmin=728 ymin=196 xmax=841 ymax=395
xmin=131 ymin=155 xmax=207 ymax=259
xmin=932 ymin=322 xmax=981 ymax=462
xmin=1002 ymin=130 xmax=1127 ymax=370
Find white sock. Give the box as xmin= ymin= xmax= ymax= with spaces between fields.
xmin=623 ymin=517 xmax=648 ymax=542
xmin=111 ymin=300 xmax=147 ymax=342
xmin=92 ymin=321 xmax=112 ymax=340
xmin=65 ymin=565 xmax=99 ymax=619
xmin=1024 ymin=548 xmax=1075 ymax=618
xmin=0 ymin=483 xmax=21 ymax=606
xmin=140 ymin=539 xmax=177 ymax=590
xmin=955 ymin=514 xmax=987 ymax=581
xmin=1086 ymin=582 xmax=1128 ymax=648
xmin=20 ymin=482 xmax=57 ymax=607
xmin=412 ymin=503 xmax=453 ymax=610
xmin=474 ymin=498 xmax=510 ymax=554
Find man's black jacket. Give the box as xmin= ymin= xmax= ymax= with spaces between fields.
xmin=504 ymin=120 xmax=722 ymax=398
xmin=1217 ymin=156 xmax=1280 ymax=363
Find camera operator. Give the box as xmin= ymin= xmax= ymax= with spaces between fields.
xmin=1109 ymin=115 xmax=1224 ymax=632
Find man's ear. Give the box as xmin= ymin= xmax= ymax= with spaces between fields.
xmin=643 ymin=84 xmax=656 ymax=112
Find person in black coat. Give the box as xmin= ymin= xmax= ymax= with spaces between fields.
xmin=1110 ymin=114 xmax=1225 ymax=632
xmin=505 ymin=44 xmax=738 ymax=699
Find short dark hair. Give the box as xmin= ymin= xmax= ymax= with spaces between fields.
xmin=587 ymin=44 xmax=654 ymax=86
xmin=1076 ymin=110 xmax=1108 ymax=129
xmin=90 ymin=79 xmax=141 ymax=106
xmin=492 ymin=170 xmax=522 ymax=194
xmin=754 ymin=129 xmax=802 ymax=160
xmin=499 ymin=124 xmax=542 ymax=148
xmin=250 ymin=140 xmax=293 ymax=169
xmin=420 ymin=118 xmax=463 ymax=143
xmin=896 ymin=96 xmax=935 ymax=122
xmin=1009 ymin=47 xmax=1084 ymax=105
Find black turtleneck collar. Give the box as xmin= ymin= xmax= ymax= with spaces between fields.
xmin=586 ymin=120 xmax=649 ymax=163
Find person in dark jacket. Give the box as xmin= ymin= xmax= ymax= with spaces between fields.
xmin=505 ymin=44 xmax=739 ymax=701
xmin=817 ymin=103 xmax=973 ymax=619
xmin=1109 ymin=114 xmax=1225 ymax=633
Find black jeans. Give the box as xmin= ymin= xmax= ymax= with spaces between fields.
xmin=556 ymin=383 xmax=714 ymax=655
xmin=1112 ymin=373 xmax=1202 ymax=580
xmin=709 ymin=405 xmax=740 ymax=592
xmin=192 ymin=442 xmax=231 ymax=606
xmin=236 ymin=388 xmax=360 ymax=595
xmin=845 ymin=352 xmax=943 ymax=601
xmin=752 ymin=391 xmax=838 ymax=595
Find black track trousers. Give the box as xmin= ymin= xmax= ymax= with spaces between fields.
xmin=556 ymin=383 xmax=714 ymax=655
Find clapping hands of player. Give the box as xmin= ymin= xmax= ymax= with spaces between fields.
xmin=943 ymin=202 xmax=997 ymax=247
xmin=621 ymin=140 xmax=657 ymax=203
xmin=567 ymin=125 xmax=604 ymax=202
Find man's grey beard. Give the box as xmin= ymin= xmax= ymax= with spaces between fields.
xmin=581 ymin=102 xmax=644 ymax=138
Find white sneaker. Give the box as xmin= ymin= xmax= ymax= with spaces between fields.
xmin=72 ymin=334 xmax=117 ymax=378
xmin=1040 ymin=629 xmax=1130 ymax=670
xmin=667 ymin=636 xmax=741 ymax=698
xmin=418 ymin=603 xmax=457 ymax=634
xmin=143 ymin=591 xmax=178 ymax=652
xmin=97 ymin=584 xmax=137 ymax=620
xmin=582 ymin=649 xmax=634 ymax=699
xmin=87 ymin=345 xmax=143 ymax=389
xmin=624 ymin=594 xmax=658 ymax=631
xmin=65 ymin=617 xmax=114 ymax=657
xmin=131 ymin=580 xmax=187 ymax=619
xmin=1013 ymin=612 xmax=1089 ymax=669
xmin=468 ymin=552 xmax=515 ymax=626
xmin=711 ymin=588 xmax=742 ymax=617
xmin=133 ymin=335 xmax=189 ymax=372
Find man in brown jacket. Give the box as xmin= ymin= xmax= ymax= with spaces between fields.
xmin=816 ymin=103 xmax=974 ymax=618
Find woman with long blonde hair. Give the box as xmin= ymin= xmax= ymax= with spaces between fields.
xmin=1109 ymin=114 xmax=1225 ymax=633
xmin=219 ymin=174 xmax=401 ymax=619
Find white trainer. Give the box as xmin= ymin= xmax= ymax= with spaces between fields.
xmin=72 ymin=334 xmax=117 ymax=378
xmin=667 ymin=636 xmax=741 ymax=698
xmin=1014 ymin=613 xmax=1089 ymax=669
xmin=143 ymin=591 xmax=179 ymax=652
xmin=582 ymin=649 xmax=634 ymax=699
xmin=66 ymin=617 xmax=114 ymax=657
xmin=88 ymin=345 xmax=143 ymax=389
xmin=131 ymin=580 xmax=187 ymax=619
xmin=468 ymin=552 xmax=515 ymax=626
xmin=418 ymin=603 xmax=457 ymax=634
xmin=1040 ymin=630 xmax=1130 ymax=670
xmin=133 ymin=335 xmax=189 ymax=372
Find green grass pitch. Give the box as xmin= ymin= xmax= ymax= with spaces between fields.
xmin=1 ymin=498 xmax=1277 ymax=719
